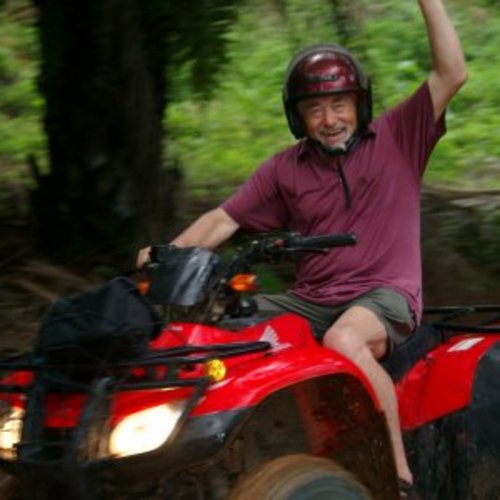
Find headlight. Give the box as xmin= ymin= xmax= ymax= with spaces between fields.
xmin=0 ymin=405 xmax=24 ymax=460
xmin=109 ymin=403 xmax=184 ymax=458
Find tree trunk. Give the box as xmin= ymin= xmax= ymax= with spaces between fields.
xmin=31 ymin=0 xmax=177 ymax=265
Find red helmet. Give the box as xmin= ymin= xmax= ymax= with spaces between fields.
xmin=283 ymin=44 xmax=372 ymax=139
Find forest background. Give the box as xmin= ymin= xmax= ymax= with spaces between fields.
xmin=0 ymin=0 xmax=499 ymax=343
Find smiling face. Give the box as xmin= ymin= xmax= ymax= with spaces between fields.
xmin=297 ymin=92 xmax=358 ymax=151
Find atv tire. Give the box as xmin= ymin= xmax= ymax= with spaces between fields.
xmin=229 ymin=453 xmax=372 ymax=500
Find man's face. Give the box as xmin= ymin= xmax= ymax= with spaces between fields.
xmin=297 ymin=93 xmax=358 ymax=150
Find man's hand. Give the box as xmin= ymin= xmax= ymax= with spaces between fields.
xmin=136 ymin=246 xmax=152 ymax=269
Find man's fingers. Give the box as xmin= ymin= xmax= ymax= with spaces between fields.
xmin=136 ymin=246 xmax=151 ymax=268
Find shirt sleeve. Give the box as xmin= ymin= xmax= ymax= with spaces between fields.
xmin=386 ymin=81 xmax=447 ymax=178
xmin=221 ymin=157 xmax=289 ymax=232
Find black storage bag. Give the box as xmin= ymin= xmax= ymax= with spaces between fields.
xmin=36 ymin=277 xmax=164 ymax=381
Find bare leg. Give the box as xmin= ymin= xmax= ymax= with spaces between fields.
xmin=322 ymin=305 xmax=413 ymax=484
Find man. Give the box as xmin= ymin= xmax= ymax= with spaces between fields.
xmin=137 ymin=1 xmax=467 ymax=496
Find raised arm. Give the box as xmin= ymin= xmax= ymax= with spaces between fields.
xmin=136 ymin=207 xmax=239 ymax=267
xmin=419 ymin=0 xmax=468 ymax=121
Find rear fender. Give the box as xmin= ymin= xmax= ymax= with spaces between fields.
xmin=403 ymin=340 xmax=500 ymax=499
xmin=397 ymin=334 xmax=500 ymax=430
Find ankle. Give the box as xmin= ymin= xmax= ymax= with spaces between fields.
xmin=397 ymin=469 xmax=413 ymax=486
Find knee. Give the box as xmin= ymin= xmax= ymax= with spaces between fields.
xmin=322 ymin=326 xmax=367 ymax=362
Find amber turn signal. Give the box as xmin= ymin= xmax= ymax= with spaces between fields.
xmin=205 ymin=359 xmax=227 ymax=382
xmin=137 ymin=279 xmax=150 ymax=295
xmin=228 ymin=274 xmax=258 ymax=292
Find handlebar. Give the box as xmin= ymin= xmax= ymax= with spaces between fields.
xmin=146 ymin=232 xmax=357 ymax=272
xmin=234 ymin=231 xmax=358 ymax=265
xmin=281 ymin=232 xmax=357 ymax=250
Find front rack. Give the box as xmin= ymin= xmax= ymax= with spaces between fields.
xmin=0 ymin=340 xmax=271 ymax=393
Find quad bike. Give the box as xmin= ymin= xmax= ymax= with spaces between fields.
xmin=0 ymin=232 xmax=499 ymax=499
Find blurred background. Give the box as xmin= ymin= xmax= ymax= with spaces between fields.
xmin=0 ymin=0 xmax=499 ymax=347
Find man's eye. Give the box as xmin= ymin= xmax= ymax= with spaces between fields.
xmin=307 ymin=107 xmax=322 ymax=118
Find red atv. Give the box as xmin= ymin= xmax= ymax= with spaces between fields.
xmin=0 ymin=233 xmax=498 ymax=499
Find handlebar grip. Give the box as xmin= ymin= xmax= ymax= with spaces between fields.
xmin=284 ymin=233 xmax=357 ymax=249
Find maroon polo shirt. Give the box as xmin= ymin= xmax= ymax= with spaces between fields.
xmin=222 ymin=82 xmax=446 ymax=322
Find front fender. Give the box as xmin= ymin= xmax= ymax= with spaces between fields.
xmin=220 ymin=372 xmax=398 ymax=499
xmin=192 ymin=345 xmax=379 ymax=416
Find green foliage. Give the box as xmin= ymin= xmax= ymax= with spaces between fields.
xmin=0 ymin=3 xmax=46 ymax=213
xmin=164 ymin=0 xmax=242 ymax=99
xmin=0 ymin=4 xmax=45 ymax=163
xmin=166 ymin=0 xmax=340 ymax=198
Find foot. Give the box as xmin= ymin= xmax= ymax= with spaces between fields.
xmin=399 ymin=478 xmax=420 ymax=499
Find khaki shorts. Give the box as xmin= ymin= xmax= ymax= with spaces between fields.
xmin=255 ymin=287 xmax=415 ymax=346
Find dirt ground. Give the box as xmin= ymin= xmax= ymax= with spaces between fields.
xmin=0 ymin=221 xmax=96 ymax=354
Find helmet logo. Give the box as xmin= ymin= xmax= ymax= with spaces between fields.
xmin=307 ymin=74 xmax=339 ymax=84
